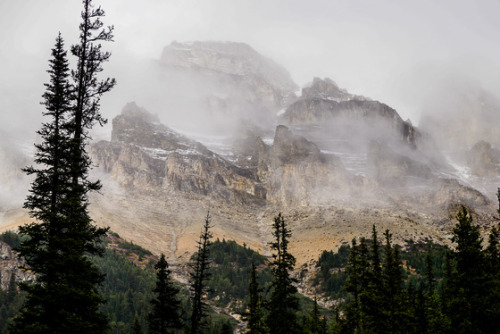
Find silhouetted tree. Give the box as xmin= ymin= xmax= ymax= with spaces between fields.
xmin=11 ymin=0 xmax=114 ymax=332
xmin=246 ymin=263 xmax=268 ymax=334
xmin=444 ymin=206 xmax=497 ymax=334
xmin=133 ymin=315 xmax=143 ymax=334
xmin=148 ymin=253 xmax=183 ymax=334
xmin=189 ymin=213 xmax=213 ymax=334
xmin=266 ymin=213 xmax=299 ymax=334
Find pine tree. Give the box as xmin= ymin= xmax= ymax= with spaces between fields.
xmin=445 ymin=206 xmax=492 ymax=334
xmin=148 ymin=253 xmax=183 ymax=334
xmin=10 ymin=1 xmax=114 ymax=332
xmin=382 ymin=229 xmax=405 ymax=333
xmin=133 ymin=316 xmax=143 ymax=334
xmin=189 ymin=213 xmax=213 ymax=334
xmin=246 ymin=263 xmax=268 ymax=334
xmin=266 ymin=213 xmax=299 ymax=334
xmin=303 ymin=297 xmax=324 ymax=334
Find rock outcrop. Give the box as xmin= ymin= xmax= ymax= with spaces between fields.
xmin=301 ymin=77 xmax=366 ymax=102
xmin=283 ymin=97 xmax=420 ymax=149
xmin=0 ymin=241 xmax=33 ymax=290
xmin=92 ymin=102 xmax=265 ymax=203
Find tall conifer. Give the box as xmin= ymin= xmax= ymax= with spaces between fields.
xmin=266 ymin=213 xmax=299 ymax=334
xmin=11 ymin=1 xmax=114 ymax=332
xmin=246 ymin=263 xmax=268 ymax=334
xmin=189 ymin=213 xmax=213 ymax=334
xmin=148 ymin=253 xmax=183 ymax=334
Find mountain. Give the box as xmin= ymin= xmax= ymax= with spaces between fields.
xmin=1 ymin=41 xmax=498 ymax=268
xmin=89 ymin=97 xmax=493 ymax=267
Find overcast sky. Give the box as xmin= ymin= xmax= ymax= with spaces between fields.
xmin=1 ymin=0 xmax=500 ymax=141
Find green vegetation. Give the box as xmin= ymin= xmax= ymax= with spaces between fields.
xmin=266 ymin=213 xmax=300 ymax=334
xmin=208 ymin=239 xmax=272 ymax=310
xmin=2 ymin=205 xmax=500 ymax=334
xmin=147 ymin=253 xmax=183 ymax=333
xmin=314 ymin=238 xmax=450 ymax=299
xmin=0 ymin=231 xmax=22 ymax=249
xmin=92 ymin=248 xmax=156 ymax=333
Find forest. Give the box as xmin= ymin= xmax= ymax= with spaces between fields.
xmin=2 ymin=204 xmax=500 ymax=333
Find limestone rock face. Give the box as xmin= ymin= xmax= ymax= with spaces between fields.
xmin=0 ymin=241 xmax=33 ymax=290
xmin=160 ymin=41 xmax=298 ymax=109
xmin=301 ymin=77 xmax=366 ymax=102
xmin=92 ymin=103 xmax=264 ymax=204
xmin=283 ymin=98 xmax=420 ymax=149
xmin=89 ymin=98 xmax=495 ymax=268
xmin=467 ymin=141 xmax=500 ymax=177
xmin=265 ymin=125 xmax=347 ymax=206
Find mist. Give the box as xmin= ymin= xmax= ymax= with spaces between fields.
xmin=1 ymin=0 xmax=500 ymax=230
xmin=1 ymin=0 xmax=500 ymax=138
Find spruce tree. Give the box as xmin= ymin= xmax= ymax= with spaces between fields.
xmin=266 ymin=213 xmax=299 ymax=334
xmin=303 ymin=297 xmax=325 ymax=334
xmin=148 ymin=253 xmax=183 ymax=334
xmin=133 ymin=316 xmax=144 ymax=334
xmin=445 ymin=206 xmax=494 ymax=334
xmin=246 ymin=263 xmax=268 ymax=334
xmin=11 ymin=0 xmax=114 ymax=332
xmin=189 ymin=213 xmax=213 ymax=334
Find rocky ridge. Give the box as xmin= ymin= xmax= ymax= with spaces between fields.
xmin=1 ymin=41 xmax=498 ymax=270
xmin=90 ymin=96 xmax=494 ymax=267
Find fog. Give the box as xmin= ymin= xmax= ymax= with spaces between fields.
xmin=1 ymin=0 xmax=500 ymax=223
xmin=1 ymin=0 xmax=500 ymax=140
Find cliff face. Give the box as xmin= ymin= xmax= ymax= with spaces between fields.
xmin=1 ymin=41 xmax=497 ymax=269
xmin=283 ymin=96 xmax=420 ymax=149
xmin=92 ymin=102 xmax=264 ymax=204
xmin=90 ymin=99 xmax=494 ymax=267
xmin=467 ymin=141 xmax=500 ymax=177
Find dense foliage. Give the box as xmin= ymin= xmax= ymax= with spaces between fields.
xmin=208 ymin=239 xmax=272 ymax=310
xmin=329 ymin=207 xmax=500 ymax=334
xmin=315 ymin=238 xmax=450 ymax=299
xmin=147 ymin=253 xmax=183 ymax=333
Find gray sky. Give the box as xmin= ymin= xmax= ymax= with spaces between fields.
xmin=1 ymin=0 xmax=500 ymax=140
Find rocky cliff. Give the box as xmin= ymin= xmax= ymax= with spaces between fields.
xmin=89 ymin=98 xmax=495 ymax=267
xmin=1 ymin=41 xmax=498 ymax=269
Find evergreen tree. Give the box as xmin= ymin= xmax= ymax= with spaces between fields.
xmin=445 ymin=206 xmax=495 ymax=334
xmin=266 ymin=213 xmax=299 ymax=334
xmin=246 ymin=263 xmax=268 ymax=334
xmin=382 ymin=229 xmax=405 ymax=333
xmin=148 ymin=253 xmax=182 ymax=334
xmin=10 ymin=1 xmax=114 ymax=332
xmin=189 ymin=213 xmax=213 ymax=334
xmin=220 ymin=321 xmax=234 ymax=334
xmin=133 ymin=316 xmax=143 ymax=334
xmin=359 ymin=227 xmax=383 ymax=332
xmin=303 ymin=297 xmax=325 ymax=334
